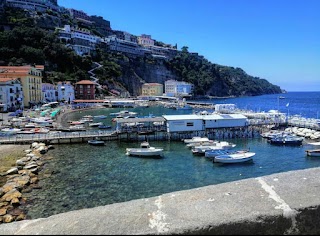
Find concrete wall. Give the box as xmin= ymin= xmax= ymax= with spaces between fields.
xmin=1 ymin=167 xmax=320 ymax=235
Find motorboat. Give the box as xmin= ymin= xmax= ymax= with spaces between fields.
xmin=268 ymin=135 xmax=304 ymax=146
xmin=183 ymin=137 xmax=210 ymax=144
xmin=214 ymin=152 xmax=256 ymax=163
xmin=192 ymin=141 xmax=236 ymax=155
xmin=186 ymin=140 xmax=217 ymax=148
xmin=1 ymin=128 xmax=22 ymax=134
xmin=305 ymin=142 xmax=320 ymax=157
xmin=88 ymin=140 xmax=105 ymax=146
xmin=205 ymin=149 xmax=249 ymax=159
xmin=88 ymin=122 xmax=104 ymax=127
xmin=126 ymin=141 xmax=163 ymax=157
xmin=16 ymin=130 xmax=36 ymax=135
xmin=94 ymin=115 xmax=108 ymax=119
xmin=305 ymin=149 xmax=320 ymax=157
xmin=98 ymin=125 xmax=112 ymax=129
xmin=110 ymin=110 xmax=137 ymax=117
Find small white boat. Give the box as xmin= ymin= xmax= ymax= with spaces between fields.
xmin=214 ymin=152 xmax=256 ymax=163
xmin=192 ymin=141 xmax=236 ymax=155
xmin=110 ymin=110 xmax=137 ymax=117
xmin=17 ymin=130 xmax=36 ymax=135
xmin=1 ymin=128 xmax=22 ymax=134
xmin=126 ymin=141 xmax=163 ymax=157
xmin=306 ymin=149 xmax=320 ymax=157
xmin=186 ymin=140 xmax=217 ymax=148
xmin=88 ymin=122 xmax=104 ymax=127
xmin=88 ymin=140 xmax=105 ymax=146
xmin=93 ymin=115 xmax=107 ymax=119
xmin=205 ymin=149 xmax=249 ymax=159
xmin=183 ymin=137 xmax=210 ymax=144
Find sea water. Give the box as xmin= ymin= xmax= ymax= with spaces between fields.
xmin=21 ymin=92 xmax=320 ymax=219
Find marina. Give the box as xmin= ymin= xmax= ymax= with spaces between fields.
xmin=1 ymin=92 xmax=320 ymax=220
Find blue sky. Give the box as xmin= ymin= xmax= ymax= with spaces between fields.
xmin=59 ymin=0 xmax=320 ymax=92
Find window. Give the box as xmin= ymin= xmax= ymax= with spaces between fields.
xmin=186 ymin=122 xmax=194 ymax=127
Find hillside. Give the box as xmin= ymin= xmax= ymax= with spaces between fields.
xmin=0 ymin=6 xmax=283 ymax=97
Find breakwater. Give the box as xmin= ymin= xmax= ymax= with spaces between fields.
xmin=0 ymin=142 xmax=54 ymax=223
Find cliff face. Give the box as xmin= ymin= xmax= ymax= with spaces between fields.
xmin=112 ymin=57 xmax=178 ymax=96
xmin=108 ymin=56 xmax=282 ymax=97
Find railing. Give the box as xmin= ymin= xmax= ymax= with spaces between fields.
xmin=0 ymin=130 xmax=117 ymax=144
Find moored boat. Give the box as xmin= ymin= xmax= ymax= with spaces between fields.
xmin=126 ymin=141 xmax=163 ymax=157
xmin=214 ymin=152 xmax=256 ymax=163
xmin=183 ymin=137 xmax=210 ymax=144
xmin=98 ymin=125 xmax=112 ymax=129
xmin=88 ymin=140 xmax=105 ymax=146
xmin=88 ymin=122 xmax=104 ymax=127
xmin=305 ymin=149 xmax=320 ymax=157
xmin=268 ymin=135 xmax=304 ymax=146
xmin=205 ymin=149 xmax=249 ymax=159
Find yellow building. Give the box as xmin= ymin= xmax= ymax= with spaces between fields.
xmin=141 ymin=83 xmax=163 ymax=96
xmin=0 ymin=65 xmax=44 ymax=108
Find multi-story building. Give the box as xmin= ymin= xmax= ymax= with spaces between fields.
xmin=56 ymin=81 xmax=75 ymax=103
xmin=113 ymin=30 xmax=138 ymax=43
xmin=165 ymin=80 xmax=194 ymax=97
xmin=137 ymin=34 xmax=155 ymax=47
xmin=0 ymin=77 xmax=24 ymax=112
xmin=75 ymin=80 xmax=96 ymax=100
xmin=56 ymin=25 xmax=102 ymax=56
xmin=141 ymin=83 xmax=163 ymax=96
xmin=106 ymin=35 xmax=144 ymax=56
xmin=68 ymin=8 xmax=93 ymax=26
xmin=0 ymin=65 xmax=44 ymax=108
xmin=42 ymin=83 xmax=56 ymax=103
xmin=5 ymin=0 xmax=60 ymax=13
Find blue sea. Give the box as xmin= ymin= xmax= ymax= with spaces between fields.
xmin=21 ymin=92 xmax=320 ymax=219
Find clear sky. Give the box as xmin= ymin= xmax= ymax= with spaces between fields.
xmin=59 ymin=0 xmax=320 ymax=92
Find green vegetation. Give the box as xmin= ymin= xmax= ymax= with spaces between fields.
xmin=0 ymin=6 xmax=282 ymax=97
xmin=165 ymin=47 xmax=282 ymax=96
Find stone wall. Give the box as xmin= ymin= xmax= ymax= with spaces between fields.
xmin=0 ymin=167 xmax=320 ymax=234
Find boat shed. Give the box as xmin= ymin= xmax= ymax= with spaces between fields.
xmin=163 ymin=114 xmax=204 ymax=133
xmin=203 ymin=114 xmax=248 ymax=128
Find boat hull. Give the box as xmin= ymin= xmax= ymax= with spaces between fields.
xmin=126 ymin=148 xmax=163 ymax=157
xmin=306 ymin=150 xmax=320 ymax=157
xmin=88 ymin=140 xmax=105 ymax=146
xmin=214 ymin=152 xmax=255 ymax=163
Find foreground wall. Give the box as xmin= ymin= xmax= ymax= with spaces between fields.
xmin=1 ymin=167 xmax=320 ymax=235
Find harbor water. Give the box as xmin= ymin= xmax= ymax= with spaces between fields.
xmin=21 ymin=92 xmax=320 ymax=219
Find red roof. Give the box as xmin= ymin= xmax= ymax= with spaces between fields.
xmin=75 ymin=80 xmax=96 ymax=85
xmin=0 ymin=77 xmax=17 ymax=82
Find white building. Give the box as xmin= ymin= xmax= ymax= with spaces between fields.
xmin=165 ymin=80 xmax=194 ymax=97
xmin=163 ymin=114 xmax=204 ymax=133
xmin=42 ymin=83 xmax=57 ymax=103
xmin=56 ymin=81 xmax=75 ymax=103
xmin=137 ymin=34 xmax=155 ymax=47
xmin=214 ymin=104 xmax=237 ymax=113
xmin=5 ymin=0 xmax=60 ymax=13
xmin=106 ymin=36 xmax=144 ymax=56
xmin=0 ymin=77 xmax=24 ymax=112
xmin=203 ymin=114 xmax=248 ymax=128
xmin=163 ymin=113 xmax=248 ymax=133
xmin=57 ymin=25 xmax=102 ymax=56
